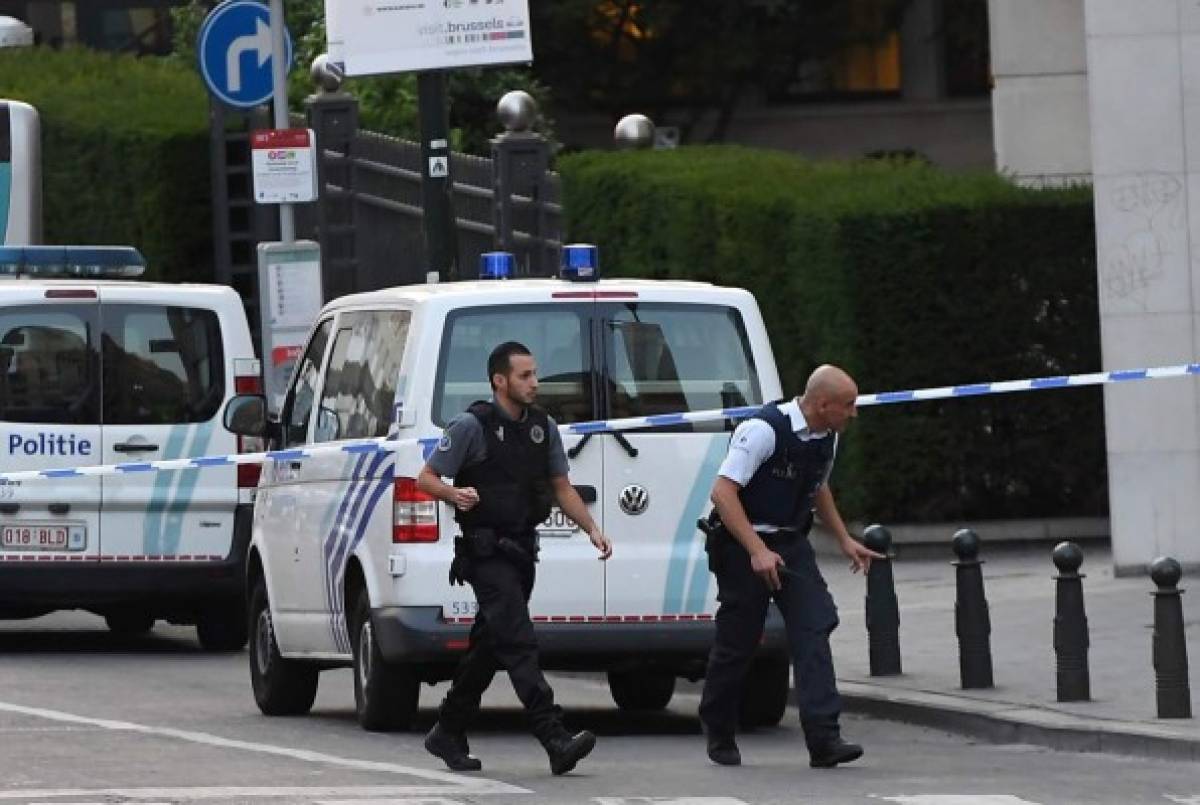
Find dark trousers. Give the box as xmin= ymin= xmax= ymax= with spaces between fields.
xmin=437 ymin=555 xmax=560 ymax=740
xmin=699 ymin=529 xmax=842 ymax=747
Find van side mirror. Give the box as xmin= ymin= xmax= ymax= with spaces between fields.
xmin=224 ymin=394 xmax=267 ymax=437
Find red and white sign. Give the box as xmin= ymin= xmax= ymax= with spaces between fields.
xmin=251 ymin=128 xmax=318 ymax=204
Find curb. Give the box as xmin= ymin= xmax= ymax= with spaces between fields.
xmin=837 ymin=680 xmax=1200 ymax=762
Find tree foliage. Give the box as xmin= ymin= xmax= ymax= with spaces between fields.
xmin=170 ymin=0 xmax=554 ymax=154
xmin=529 ymin=0 xmax=911 ymax=142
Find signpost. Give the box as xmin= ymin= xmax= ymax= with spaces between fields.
xmin=325 ymin=0 xmax=534 ymax=282
xmin=197 ymin=0 xmax=293 ymax=109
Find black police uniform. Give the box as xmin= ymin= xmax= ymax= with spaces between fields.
xmin=429 ymin=400 xmax=588 ymax=771
xmin=699 ymin=401 xmax=843 ymax=752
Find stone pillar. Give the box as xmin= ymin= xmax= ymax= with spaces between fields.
xmin=989 ymin=0 xmax=1092 ymax=185
xmin=1085 ymin=0 xmax=1200 ymax=574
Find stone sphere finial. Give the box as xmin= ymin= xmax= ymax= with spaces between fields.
xmin=310 ymin=54 xmax=344 ymax=93
xmin=1150 ymin=556 xmax=1183 ymax=589
xmin=952 ymin=528 xmax=980 ymax=561
xmin=614 ymin=114 xmax=655 ymax=150
xmin=862 ymin=524 xmax=892 ymax=555
xmin=497 ymin=90 xmax=538 ymax=133
xmin=1052 ymin=541 xmax=1084 ymax=574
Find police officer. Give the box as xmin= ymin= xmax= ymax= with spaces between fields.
xmin=699 ymin=364 xmax=882 ymax=768
xmin=417 ymin=341 xmax=613 ymax=776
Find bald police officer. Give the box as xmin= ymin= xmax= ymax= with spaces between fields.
xmin=700 ymin=364 xmax=882 ymax=768
xmin=418 ymin=341 xmax=612 ymax=776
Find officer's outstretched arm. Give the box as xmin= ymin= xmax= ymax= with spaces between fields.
xmin=813 ymin=484 xmax=882 ymax=573
xmin=550 ymin=475 xmax=612 ymax=559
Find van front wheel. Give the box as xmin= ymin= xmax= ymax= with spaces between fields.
xmin=351 ymin=588 xmax=419 ymax=731
xmin=248 ymin=578 xmax=318 ymax=715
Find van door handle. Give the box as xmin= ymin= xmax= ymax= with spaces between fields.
xmin=288 ymin=460 xmax=304 ymax=470
xmin=573 ymin=485 xmax=597 ymax=505
xmin=48 ymin=503 xmax=70 ymax=515
xmin=113 ymin=442 xmax=159 ymax=453
xmin=0 ymin=503 xmax=18 ymax=515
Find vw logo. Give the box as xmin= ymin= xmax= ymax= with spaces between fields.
xmin=618 ymin=484 xmax=649 ymax=516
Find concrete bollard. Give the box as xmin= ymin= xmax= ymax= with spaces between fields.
xmin=952 ymin=528 xmax=993 ymax=689
xmin=1150 ymin=557 xmax=1192 ymax=719
xmin=863 ymin=524 xmax=901 ymax=676
xmin=1052 ymin=541 xmax=1090 ymax=702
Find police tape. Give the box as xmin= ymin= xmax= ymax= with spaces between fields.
xmin=2 ymin=361 xmax=1198 ymax=483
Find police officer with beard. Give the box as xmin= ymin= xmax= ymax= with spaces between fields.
xmin=418 ymin=341 xmax=613 ymax=776
xmin=700 ymin=364 xmax=882 ymax=769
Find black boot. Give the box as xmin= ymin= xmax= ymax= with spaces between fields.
xmin=424 ymin=721 xmax=482 ymax=771
xmin=706 ymin=734 xmax=741 ymax=766
xmin=808 ymin=735 xmax=863 ymax=768
xmin=539 ymin=727 xmax=596 ymax=775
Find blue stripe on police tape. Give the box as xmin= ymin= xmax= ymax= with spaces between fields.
xmin=1111 ymin=369 xmax=1147 ymax=381
xmin=1031 ymin=376 xmax=1069 ymax=389
xmin=266 ymin=449 xmax=308 ymax=461
xmin=116 ymin=463 xmax=154 ymax=473
xmin=190 ymin=456 xmax=232 ymax=466
xmin=39 ymin=469 xmax=82 ymax=478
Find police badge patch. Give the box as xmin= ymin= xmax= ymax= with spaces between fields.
xmin=437 ymin=433 xmax=452 ymax=451
xmin=530 ymin=424 xmax=545 ymax=444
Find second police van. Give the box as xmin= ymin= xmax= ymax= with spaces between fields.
xmin=0 ymin=246 xmax=262 ymax=649
xmin=226 ymin=246 xmax=792 ymax=729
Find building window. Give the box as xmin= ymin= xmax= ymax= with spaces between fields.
xmin=943 ymin=0 xmax=991 ymax=97
xmin=768 ymin=0 xmax=903 ymax=102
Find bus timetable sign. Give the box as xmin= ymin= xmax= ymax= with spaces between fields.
xmin=250 ymin=128 xmax=317 ymax=204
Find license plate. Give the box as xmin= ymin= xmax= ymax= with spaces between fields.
xmin=0 ymin=522 xmax=87 ymax=551
xmin=538 ymin=507 xmax=579 ymax=537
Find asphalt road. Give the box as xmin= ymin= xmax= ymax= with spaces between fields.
xmin=1 ymin=613 xmax=1197 ymax=805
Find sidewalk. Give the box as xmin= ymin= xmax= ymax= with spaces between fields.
xmin=816 ymin=539 xmax=1200 ymax=761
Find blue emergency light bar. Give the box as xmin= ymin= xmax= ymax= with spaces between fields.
xmin=479 ymin=251 xmax=515 ymax=280
xmin=560 ymin=243 xmax=599 ymax=282
xmin=0 ymin=246 xmax=147 ymax=278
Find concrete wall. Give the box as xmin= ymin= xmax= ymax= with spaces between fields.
xmin=1084 ymin=0 xmax=1200 ymax=572
xmin=989 ymin=0 xmax=1092 ymax=184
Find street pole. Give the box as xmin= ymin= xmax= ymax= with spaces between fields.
xmin=417 ymin=70 xmax=457 ymax=280
xmin=268 ymin=0 xmax=294 ymax=243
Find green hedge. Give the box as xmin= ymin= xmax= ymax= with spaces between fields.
xmin=559 ymin=147 xmax=1105 ymax=523
xmin=0 ymin=48 xmax=212 ymax=283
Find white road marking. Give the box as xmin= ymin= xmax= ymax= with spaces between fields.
xmin=874 ymin=797 xmax=1045 ymax=805
xmin=0 ymin=699 xmax=528 ymax=797
xmin=315 ymin=799 xmax=466 ymax=805
xmin=0 ymin=787 xmax=514 ymax=801
xmin=594 ymin=799 xmax=750 ymax=805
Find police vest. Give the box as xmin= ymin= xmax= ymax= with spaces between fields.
xmin=737 ymin=402 xmax=836 ymax=533
xmin=454 ymin=400 xmax=554 ymax=535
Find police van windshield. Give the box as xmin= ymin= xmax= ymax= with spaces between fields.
xmin=605 ymin=303 xmax=761 ymax=431
xmin=434 ymin=305 xmax=592 ymax=426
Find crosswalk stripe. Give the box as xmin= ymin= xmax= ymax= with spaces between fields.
xmin=594 ymin=799 xmax=750 ymax=805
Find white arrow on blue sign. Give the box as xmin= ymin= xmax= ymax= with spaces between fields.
xmin=198 ymin=0 xmax=294 ymax=109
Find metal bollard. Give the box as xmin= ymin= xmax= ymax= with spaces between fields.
xmin=952 ymin=528 xmax=994 ymax=689
xmin=1150 ymin=557 xmax=1192 ymax=718
xmin=1052 ymin=541 xmax=1090 ymax=701
xmin=863 ymin=524 xmax=901 ymax=676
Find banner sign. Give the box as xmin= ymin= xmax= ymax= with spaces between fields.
xmin=326 ymin=0 xmax=533 ymax=77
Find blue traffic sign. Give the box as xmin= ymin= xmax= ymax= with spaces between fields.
xmin=198 ymin=0 xmax=293 ymax=109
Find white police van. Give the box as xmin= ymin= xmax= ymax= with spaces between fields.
xmin=0 ymin=246 xmax=262 ymax=649
xmin=226 ymin=246 xmax=792 ymax=728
